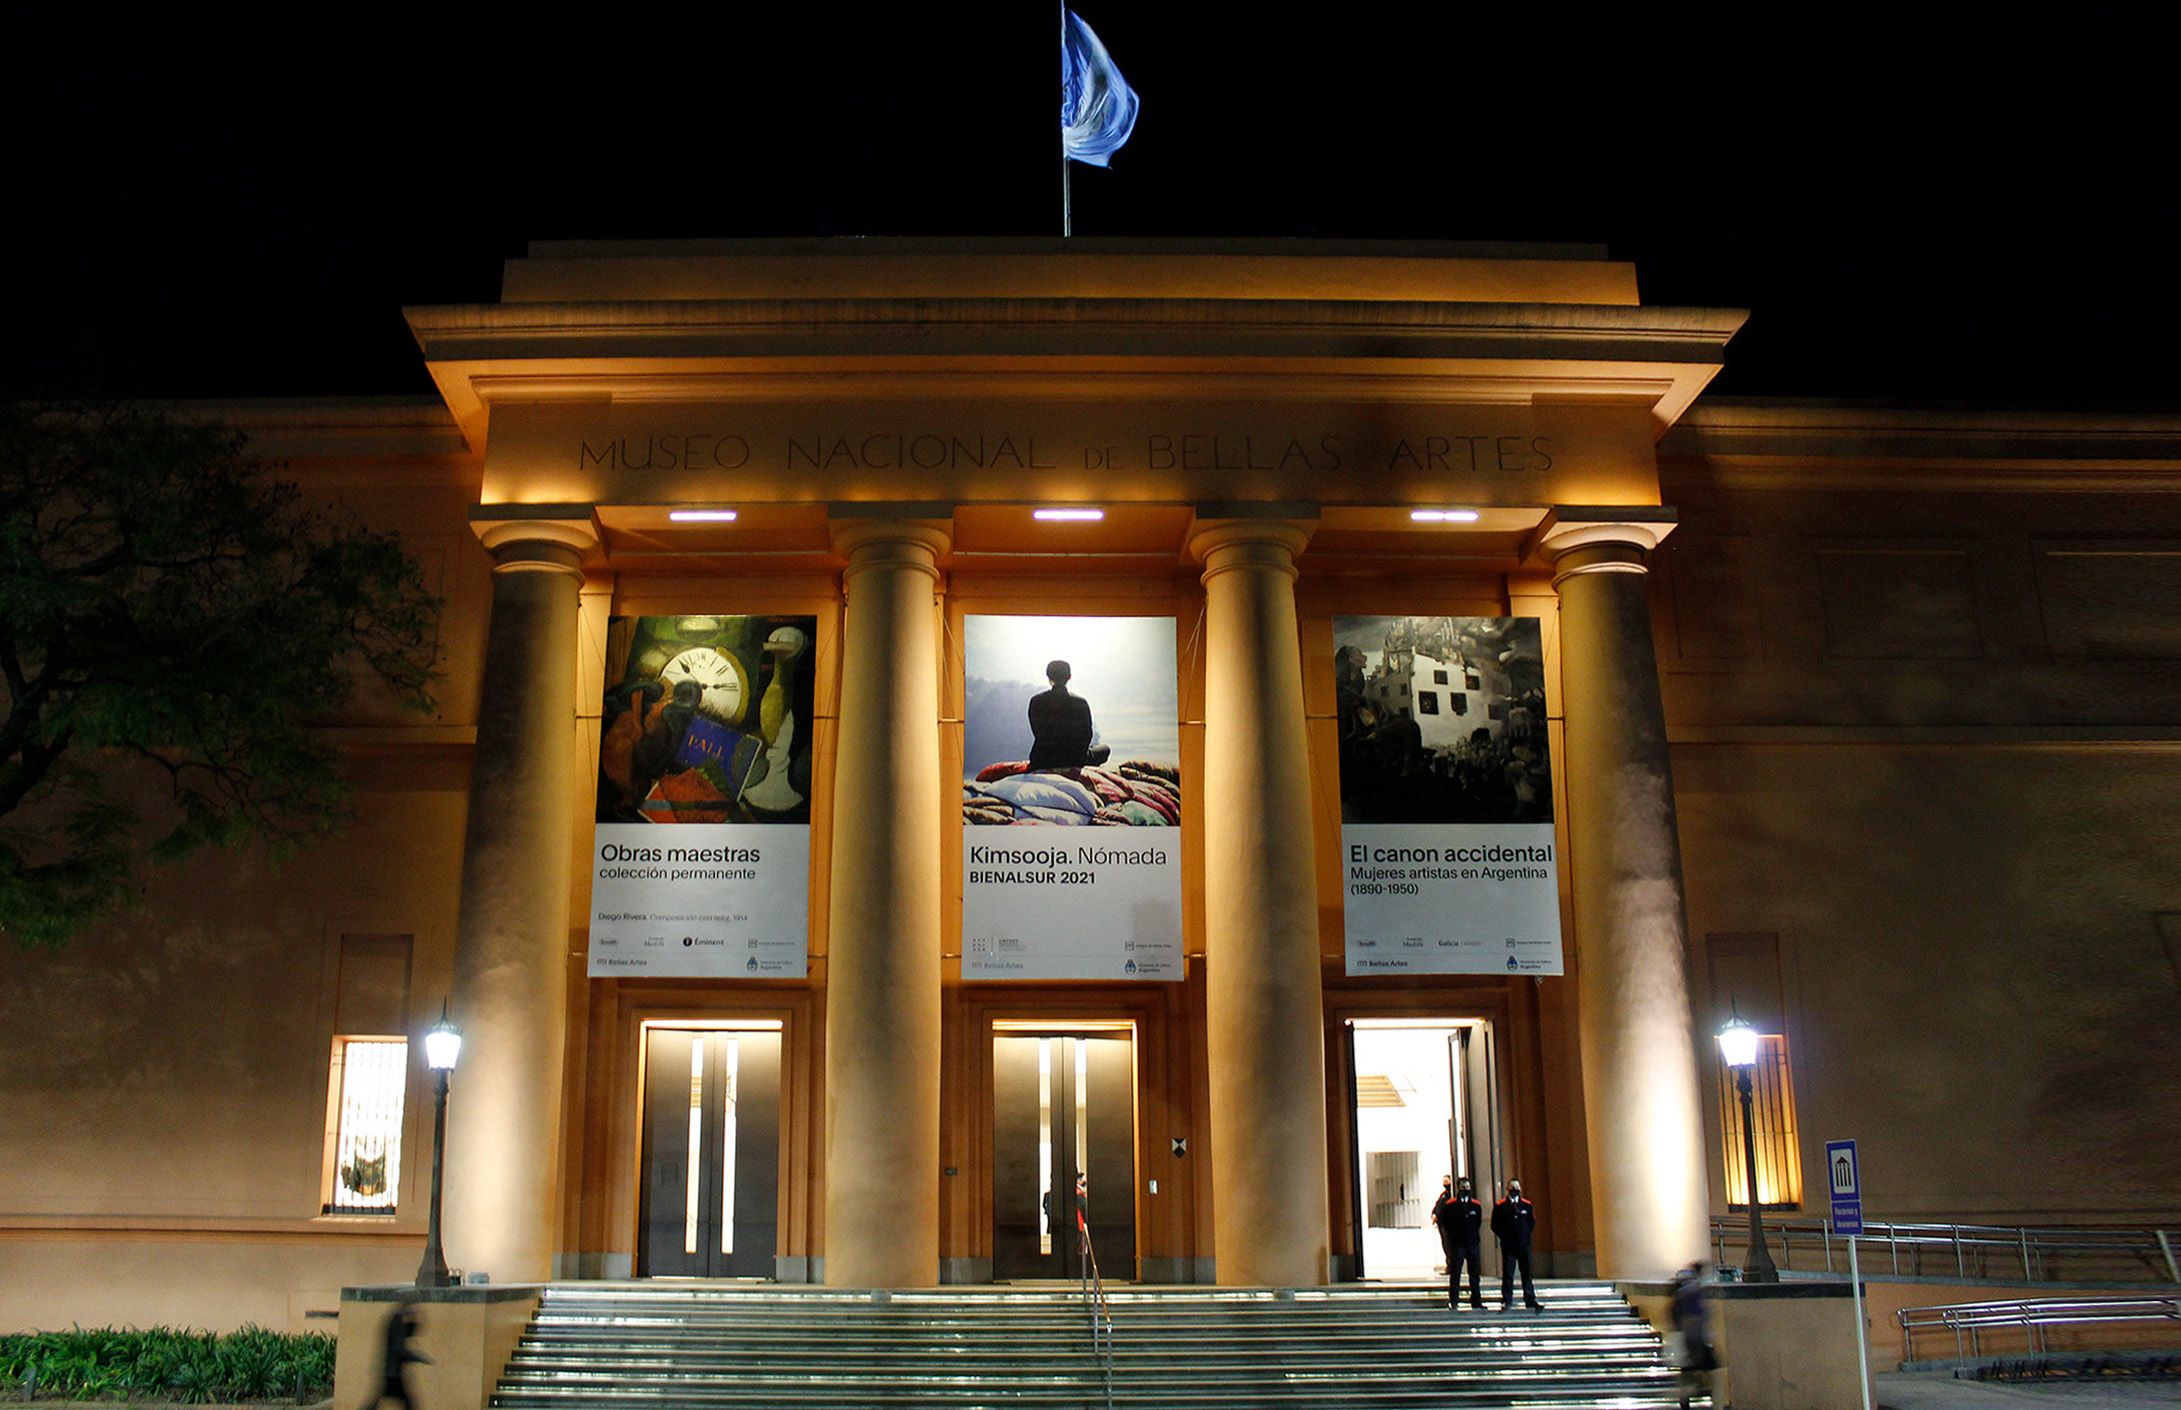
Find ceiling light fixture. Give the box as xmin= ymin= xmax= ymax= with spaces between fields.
xmin=1410 ymin=508 xmax=1481 ymax=523
xmin=669 ymin=508 xmax=739 ymax=522
xmin=1033 ymin=507 xmax=1105 ymax=521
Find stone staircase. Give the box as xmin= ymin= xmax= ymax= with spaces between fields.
xmin=491 ymin=1281 xmax=1696 ymax=1409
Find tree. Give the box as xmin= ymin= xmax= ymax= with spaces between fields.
xmin=0 ymin=404 xmax=441 ymax=946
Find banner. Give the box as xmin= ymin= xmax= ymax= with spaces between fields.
xmin=961 ymin=615 xmax=1182 ymax=980
xmin=1333 ymin=616 xmax=1562 ymax=976
xmin=587 ymin=615 xmax=816 ymax=977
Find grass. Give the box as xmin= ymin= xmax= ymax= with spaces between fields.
xmin=0 ymin=1327 xmax=335 ymax=1404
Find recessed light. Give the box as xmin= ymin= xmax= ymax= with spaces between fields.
xmin=669 ymin=509 xmax=739 ymax=522
xmin=1033 ymin=507 xmax=1105 ymax=521
xmin=1410 ymin=509 xmax=1480 ymax=523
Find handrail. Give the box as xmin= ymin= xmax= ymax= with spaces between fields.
xmin=1898 ymin=1295 xmax=2180 ymax=1362
xmin=1078 ymin=1201 xmax=1114 ymax=1410
xmin=1708 ymin=1217 xmax=2181 ymax=1283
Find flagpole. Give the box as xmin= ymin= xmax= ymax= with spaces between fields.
xmin=1060 ymin=0 xmax=1071 ymax=236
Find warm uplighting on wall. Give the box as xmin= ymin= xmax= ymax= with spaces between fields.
xmin=1033 ymin=507 xmax=1105 ymax=521
xmin=670 ymin=508 xmax=739 ymax=522
xmin=1410 ymin=509 xmax=1480 ymax=523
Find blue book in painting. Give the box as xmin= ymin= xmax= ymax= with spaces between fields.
xmin=676 ymin=716 xmax=754 ymax=791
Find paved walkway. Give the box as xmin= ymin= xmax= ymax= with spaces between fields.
xmin=1877 ymin=1370 xmax=2181 ymax=1410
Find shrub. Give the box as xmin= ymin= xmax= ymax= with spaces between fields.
xmin=0 ymin=1325 xmax=337 ymax=1403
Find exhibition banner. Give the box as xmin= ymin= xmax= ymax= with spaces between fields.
xmin=586 ymin=615 xmax=816 ymax=977
xmin=1333 ymin=616 xmax=1563 ymax=976
xmin=961 ymin=615 xmax=1183 ymax=980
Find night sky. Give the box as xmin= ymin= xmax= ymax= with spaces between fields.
xmin=11 ymin=14 xmax=2168 ymax=408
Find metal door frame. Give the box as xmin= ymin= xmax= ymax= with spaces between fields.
xmin=1344 ymin=1016 xmax=1506 ymax=1281
xmin=991 ymin=1019 xmax=1139 ymax=1282
xmin=634 ymin=1019 xmax=785 ymax=1279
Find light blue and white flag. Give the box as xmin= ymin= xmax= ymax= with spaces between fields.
xmin=1061 ymin=10 xmax=1138 ymax=167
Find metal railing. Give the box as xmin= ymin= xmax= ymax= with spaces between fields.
xmin=1078 ymin=1207 xmax=1114 ymax=1410
xmin=1709 ymin=1218 xmax=2181 ymax=1284
xmin=1899 ymin=1295 xmax=2181 ymax=1363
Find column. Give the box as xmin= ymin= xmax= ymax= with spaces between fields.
xmin=823 ymin=519 xmax=950 ymax=1287
xmin=1188 ymin=519 xmax=1330 ymax=1287
xmin=1543 ymin=515 xmax=1708 ymax=1282
xmin=442 ymin=513 xmax=597 ymax=1284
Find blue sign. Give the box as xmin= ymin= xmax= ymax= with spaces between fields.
xmin=1827 ymin=1139 xmax=1863 ymax=1235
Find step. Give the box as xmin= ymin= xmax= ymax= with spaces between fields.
xmin=488 ymin=1280 xmax=1700 ymax=1410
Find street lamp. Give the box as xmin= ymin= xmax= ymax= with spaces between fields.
xmin=415 ymin=1004 xmax=462 ymax=1289
xmin=1717 ymin=1009 xmax=1779 ymax=1283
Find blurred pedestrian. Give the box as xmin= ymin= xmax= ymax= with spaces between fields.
xmin=1671 ymin=1262 xmax=1718 ymax=1408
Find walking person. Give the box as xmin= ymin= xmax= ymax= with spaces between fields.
xmin=361 ymin=1296 xmax=430 ymax=1410
xmin=1430 ymin=1175 xmax=1486 ymax=1309
xmin=1670 ymin=1263 xmax=1719 ymax=1408
xmin=1490 ymin=1179 xmax=1543 ymax=1311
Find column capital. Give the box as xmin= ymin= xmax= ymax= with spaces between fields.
xmin=1186 ymin=518 xmax=1316 ymax=583
xmin=470 ymin=506 xmax=600 ymax=577
xmin=829 ymin=518 xmax=953 ymax=589
xmin=1538 ymin=509 xmax=1677 ymax=586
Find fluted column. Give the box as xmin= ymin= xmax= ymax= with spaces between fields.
xmin=823 ymin=519 xmax=950 ymax=1287
xmin=442 ymin=514 xmax=597 ymax=1284
xmin=1543 ymin=515 xmax=1708 ymax=1282
xmin=1188 ymin=518 xmax=1329 ymax=1287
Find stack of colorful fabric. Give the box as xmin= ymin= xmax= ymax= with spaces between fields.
xmin=963 ymin=761 xmax=1181 ymax=826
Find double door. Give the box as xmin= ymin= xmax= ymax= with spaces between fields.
xmin=638 ymin=1027 xmax=781 ymax=1278
xmin=993 ymin=1031 xmax=1136 ymax=1280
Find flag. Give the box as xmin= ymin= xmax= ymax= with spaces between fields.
xmin=1061 ymin=10 xmax=1138 ymax=168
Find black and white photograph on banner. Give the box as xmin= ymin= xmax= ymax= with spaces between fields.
xmin=960 ymin=615 xmax=1182 ymax=980
xmin=587 ymin=614 xmax=817 ymax=978
xmin=1334 ymin=616 xmax=1551 ymax=826
xmin=1333 ymin=615 xmax=1562 ymax=976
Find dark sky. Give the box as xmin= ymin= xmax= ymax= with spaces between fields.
xmin=11 ymin=14 xmax=2168 ymax=408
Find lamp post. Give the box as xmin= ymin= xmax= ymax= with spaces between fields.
xmin=415 ymin=1005 xmax=462 ymax=1289
xmin=1717 ymin=1011 xmax=1779 ymax=1283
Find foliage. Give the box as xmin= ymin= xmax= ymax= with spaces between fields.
xmin=0 ymin=404 xmax=440 ymax=947
xmin=0 ymin=1325 xmax=336 ymax=1403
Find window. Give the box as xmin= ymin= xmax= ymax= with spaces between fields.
xmin=1718 ymin=1033 xmax=1802 ymax=1210
xmin=1432 ymin=669 xmax=1449 ymax=685
xmin=1417 ymin=691 xmax=1440 ymax=714
xmin=323 ymin=1037 xmax=407 ymax=1214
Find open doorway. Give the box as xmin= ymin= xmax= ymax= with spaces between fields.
xmin=992 ymin=1021 xmax=1137 ymax=1281
xmin=635 ymin=1021 xmax=783 ymax=1278
xmin=1347 ymin=1018 xmax=1503 ymax=1280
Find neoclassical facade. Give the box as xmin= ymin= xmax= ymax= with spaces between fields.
xmin=2 ymin=241 xmax=2174 ymax=1331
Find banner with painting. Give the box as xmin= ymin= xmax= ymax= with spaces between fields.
xmin=961 ymin=615 xmax=1183 ymax=979
xmin=587 ymin=614 xmax=816 ymax=977
xmin=1334 ymin=615 xmax=1562 ymax=975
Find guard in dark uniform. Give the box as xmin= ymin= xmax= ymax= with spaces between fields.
xmin=1490 ymin=1179 xmax=1543 ymax=1311
xmin=1430 ymin=1175 xmax=1485 ymax=1309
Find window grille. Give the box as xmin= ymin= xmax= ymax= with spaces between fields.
xmin=325 ymin=1037 xmax=407 ymax=1214
xmin=1718 ymin=1033 xmax=1802 ymax=1210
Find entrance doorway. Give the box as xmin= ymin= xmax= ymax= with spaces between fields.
xmin=1347 ymin=1019 xmax=1503 ymax=1280
xmin=993 ymin=1024 xmax=1137 ymax=1281
xmin=636 ymin=1023 xmax=782 ymax=1278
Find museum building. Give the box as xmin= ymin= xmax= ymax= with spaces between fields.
xmin=3 ymin=239 xmax=2175 ymax=1332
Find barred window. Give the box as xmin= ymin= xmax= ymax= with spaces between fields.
xmin=1718 ymin=1033 xmax=1802 ymax=1210
xmin=324 ymin=1037 xmax=407 ymax=1215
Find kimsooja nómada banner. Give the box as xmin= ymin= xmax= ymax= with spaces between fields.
xmin=587 ymin=614 xmax=815 ymax=977
xmin=1333 ymin=616 xmax=1563 ymax=975
xmin=961 ymin=615 xmax=1183 ymax=980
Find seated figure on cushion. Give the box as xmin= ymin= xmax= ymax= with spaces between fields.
xmin=1027 ymin=660 xmax=1110 ymax=770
